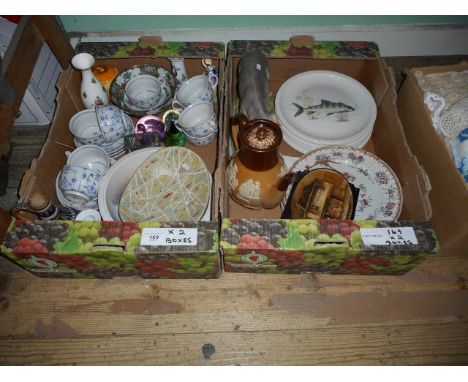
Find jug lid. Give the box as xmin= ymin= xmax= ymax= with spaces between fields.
xmin=241 ymin=119 xmax=282 ymax=151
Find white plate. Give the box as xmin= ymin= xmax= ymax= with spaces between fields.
xmin=281 ymin=119 xmax=373 ymax=153
xmin=275 ymin=70 xmax=376 ymax=150
xmin=284 ymin=146 xmax=403 ymax=220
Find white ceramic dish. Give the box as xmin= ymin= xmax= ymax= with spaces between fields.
xmin=98 ymin=147 xmax=212 ymax=222
xmin=75 ymin=209 xmax=102 ymax=221
xmin=283 ymin=146 xmax=403 ymax=220
xmin=281 ymin=120 xmax=373 ymax=153
xmin=275 ymin=70 xmax=377 ymax=152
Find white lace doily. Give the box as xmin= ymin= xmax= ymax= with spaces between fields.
xmin=439 ymin=97 xmax=468 ymax=140
xmin=423 ymin=91 xmax=446 ymax=131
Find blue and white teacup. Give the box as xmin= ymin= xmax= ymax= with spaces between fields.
xmin=95 ymin=104 xmax=131 ymax=142
xmin=58 ymin=164 xmax=102 ymax=205
xmin=124 ymin=74 xmax=162 ymax=110
xmin=172 ymin=75 xmax=213 ymax=110
xmin=176 ymin=102 xmax=218 ymax=139
xmin=65 ymin=144 xmax=110 ymax=176
xmin=183 ymin=129 xmax=218 ymax=147
xmin=69 ymin=109 xmax=108 ymax=146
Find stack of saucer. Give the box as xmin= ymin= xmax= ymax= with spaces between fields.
xmin=275 ymin=70 xmax=377 ymax=154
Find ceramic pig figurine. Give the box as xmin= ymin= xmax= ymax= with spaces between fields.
xmin=237 ymin=50 xmax=276 ymax=121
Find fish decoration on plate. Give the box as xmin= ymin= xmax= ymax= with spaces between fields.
xmin=275 ymin=70 xmax=377 ymax=153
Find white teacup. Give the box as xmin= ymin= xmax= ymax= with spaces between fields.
xmin=172 ymin=75 xmax=213 ymax=110
xmin=69 ymin=109 xmax=108 ymax=146
xmin=177 ymin=102 xmax=218 ymax=139
xmin=66 ymin=144 xmax=110 ymax=176
xmin=59 ymin=164 xmax=102 ymax=204
xmin=125 ymin=75 xmax=162 ymax=110
xmin=183 ymin=129 xmax=218 ymax=147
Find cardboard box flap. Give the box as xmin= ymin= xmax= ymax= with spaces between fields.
xmin=221 ymin=219 xmax=438 ymax=275
xmin=221 ymin=219 xmax=437 ymax=253
xmin=226 ymin=40 xmax=380 ymax=59
xmin=383 ymin=63 xmax=433 ymax=218
xmin=397 ymin=63 xmax=468 ymax=255
xmin=75 ymin=41 xmax=225 ymax=59
xmin=1 ymin=219 xmax=220 ymax=278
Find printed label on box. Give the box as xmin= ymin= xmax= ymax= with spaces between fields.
xmin=361 ymin=227 xmax=418 ymax=246
xmin=141 ymin=228 xmax=198 ymax=246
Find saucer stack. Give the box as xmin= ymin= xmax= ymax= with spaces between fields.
xmin=275 ymin=70 xmax=377 ymax=154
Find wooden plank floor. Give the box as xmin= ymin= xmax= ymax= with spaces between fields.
xmin=0 ymin=252 xmax=467 ymax=365
xmin=1 ymin=56 xmax=468 ymax=365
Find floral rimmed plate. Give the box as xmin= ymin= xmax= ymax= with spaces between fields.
xmin=119 ymin=147 xmax=211 ymax=222
xmin=284 ymin=146 xmax=403 ymax=220
xmin=110 ymin=64 xmax=176 ymax=117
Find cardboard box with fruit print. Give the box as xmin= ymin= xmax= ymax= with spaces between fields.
xmin=0 ymin=39 xmax=224 ymax=279
xmin=220 ymin=219 xmax=438 ymax=275
xmin=0 ymin=215 xmax=219 ymax=279
xmin=218 ymin=39 xmax=438 ymax=275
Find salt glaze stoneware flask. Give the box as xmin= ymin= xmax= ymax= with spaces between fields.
xmin=226 ymin=114 xmax=295 ymax=209
xmin=71 ymin=52 xmax=109 ymax=109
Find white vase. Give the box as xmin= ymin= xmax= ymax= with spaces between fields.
xmin=71 ymin=53 xmax=108 ymax=109
xmin=169 ymin=57 xmax=187 ymax=85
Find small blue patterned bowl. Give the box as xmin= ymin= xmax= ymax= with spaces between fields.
xmin=58 ymin=164 xmax=103 ymax=205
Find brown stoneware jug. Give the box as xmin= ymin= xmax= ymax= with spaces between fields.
xmin=226 ymin=114 xmax=295 ymax=209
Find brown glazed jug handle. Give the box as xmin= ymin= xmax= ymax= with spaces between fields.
xmin=231 ymin=113 xmax=249 ymax=151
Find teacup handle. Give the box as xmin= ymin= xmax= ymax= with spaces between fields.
xmin=208 ymin=119 xmax=218 ymax=133
xmin=171 ymin=98 xmax=184 ymax=111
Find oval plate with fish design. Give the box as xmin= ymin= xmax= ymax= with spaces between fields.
xmin=284 ymin=146 xmax=402 ymax=220
xmin=275 ymin=70 xmax=377 ymax=151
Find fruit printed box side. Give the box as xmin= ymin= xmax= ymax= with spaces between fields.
xmin=0 ymin=218 xmax=219 ymax=279
xmin=220 ymin=219 xmax=438 ymax=275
